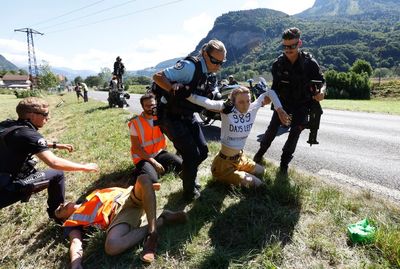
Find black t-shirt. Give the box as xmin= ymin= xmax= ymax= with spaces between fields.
xmin=0 ymin=119 xmax=49 ymax=175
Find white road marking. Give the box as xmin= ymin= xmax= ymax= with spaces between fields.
xmin=318 ymin=169 xmax=400 ymax=202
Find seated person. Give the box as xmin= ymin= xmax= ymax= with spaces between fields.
xmin=186 ymin=86 xmax=289 ymax=188
xmin=55 ymin=174 xmax=187 ymax=268
xmin=128 ymin=93 xmax=182 ymax=184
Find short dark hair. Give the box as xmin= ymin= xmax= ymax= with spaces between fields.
xmin=282 ymin=27 xmax=301 ymax=40
xmin=140 ymin=93 xmax=155 ymax=107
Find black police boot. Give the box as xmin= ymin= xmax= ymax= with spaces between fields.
xmin=253 ymin=148 xmax=267 ymax=164
xmin=278 ymin=164 xmax=288 ymax=176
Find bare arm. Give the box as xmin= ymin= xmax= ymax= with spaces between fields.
xmin=35 ymin=150 xmax=98 ymax=172
xmin=69 ymin=229 xmax=83 ymax=269
xmin=153 ymin=71 xmax=174 ymax=93
xmin=47 ymin=142 xmax=74 ymax=153
xmin=130 ymin=135 xmax=165 ymax=174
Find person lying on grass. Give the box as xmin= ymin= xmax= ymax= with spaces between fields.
xmin=54 ymin=174 xmax=187 ymax=268
xmin=186 ymin=86 xmax=290 ymax=188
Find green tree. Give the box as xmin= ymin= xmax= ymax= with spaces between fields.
xmin=18 ymin=69 xmax=28 ymax=75
xmin=84 ymin=75 xmax=103 ymax=87
xmin=74 ymin=76 xmax=83 ymax=85
xmin=38 ymin=61 xmax=59 ymax=91
xmin=98 ymin=67 xmax=112 ymax=85
xmin=350 ymin=59 xmax=373 ymax=77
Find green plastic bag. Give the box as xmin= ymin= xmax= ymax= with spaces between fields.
xmin=347 ymin=218 xmax=376 ymax=244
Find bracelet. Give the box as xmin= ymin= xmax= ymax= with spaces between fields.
xmin=52 ymin=142 xmax=57 ymax=149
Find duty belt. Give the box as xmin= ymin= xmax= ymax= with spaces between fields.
xmin=218 ymin=151 xmax=241 ymax=161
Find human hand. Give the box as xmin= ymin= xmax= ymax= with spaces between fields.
xmin=83 ymin=163 xmax=99 ymax=172
xmin=313 ymin=92 xmax=325 ymax=102
xmin=276 ymin=108 xmax=291 ymax=126
xmin=171 ymin=83 xmax=185 ymax=95
xmin=58 ymin=143 xmax=74 ymax=153
xmin=262 ymin=96 xmax=271 ymax=107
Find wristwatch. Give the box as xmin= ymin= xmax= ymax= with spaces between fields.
xmin=52 ymin=142 xmax=57 ymax=149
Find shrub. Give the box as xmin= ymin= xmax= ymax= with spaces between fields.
xmin=14 ymin=89 xmax=42 ymax=99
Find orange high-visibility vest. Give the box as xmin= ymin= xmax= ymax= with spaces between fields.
xmin=128 ymin=113 xmax=166 ymax=165
xmin=63 ymin=187 xmax=132 ymax=229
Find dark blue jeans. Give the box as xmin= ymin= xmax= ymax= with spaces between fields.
xmin=260 ymin=106 xmax=308 ymax=167
xmin=159 ymin=115 xmax=208 ymax=195
xmin=0 ymin=169 xmax=65 ymax=218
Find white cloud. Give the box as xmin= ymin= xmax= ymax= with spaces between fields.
xmin=241 ymin=0 xmax=260 ymax=10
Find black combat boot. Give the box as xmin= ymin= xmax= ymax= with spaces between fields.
xmin=253 ymin=147 xmax=267 ymax=164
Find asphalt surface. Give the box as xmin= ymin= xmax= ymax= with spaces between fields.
xmin=90 ymin=91 xmax=400 ymax=200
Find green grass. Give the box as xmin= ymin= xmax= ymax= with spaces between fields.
xmin=127 ymin=84 xmax=148 ymax=94
xmin=322 ymin=99 xmax=400 ymax=115
xmin=1 ymin=93 xmax=399 ymax=269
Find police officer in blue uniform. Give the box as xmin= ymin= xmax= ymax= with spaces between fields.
xmin=253 ymin=27 xmax=326 ymax=174
xmin=153 ymin=39 xmax=226 ymax=201
xmin=0 ymin=97 xmax=98 ymax=220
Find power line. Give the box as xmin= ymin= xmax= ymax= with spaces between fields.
xmin=46 ymin=0 xmax=184 ymax=34
xmin=39 ymin=0 xmax=138 ymax=30
xmin=31 ymin=0 xmax=105 ymax=27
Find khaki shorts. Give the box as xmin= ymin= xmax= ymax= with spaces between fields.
xmin=211 ymin=152 xmax=256 ymax=185
xmin=107 ymin=188 xmax=144 ymax=233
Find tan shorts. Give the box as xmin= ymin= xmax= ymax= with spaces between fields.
xmin=107 ymin=188 xmax=144 ymax=233
xmin=211 ymin=151 xmax=257 ymax=185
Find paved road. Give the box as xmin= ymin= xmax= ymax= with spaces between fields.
xmin=90 ymin=91 xmax=400 ymax=199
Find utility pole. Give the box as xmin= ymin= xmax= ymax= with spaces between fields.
xmin=14 ymin=28 xmax=44 ymax=89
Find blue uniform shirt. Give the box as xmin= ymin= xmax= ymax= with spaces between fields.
xmin=164 ymin=57 xmax=208 ymax=84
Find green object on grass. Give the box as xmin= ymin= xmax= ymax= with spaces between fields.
xmin=347 ymin=218 xmax=376 ymax=244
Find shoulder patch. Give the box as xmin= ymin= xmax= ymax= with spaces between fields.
xmin=37 ymin=138 xmax=47 ymax=147
xmin=174 ymin=61 xmax=185 ymax=70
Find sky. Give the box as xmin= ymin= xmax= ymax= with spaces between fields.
xmin=0 ymin=0 xmax=315 ymax=72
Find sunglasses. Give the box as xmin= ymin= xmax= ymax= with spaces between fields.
xmin=282 ymin=42 xmax=299 ymax=50
xmin=34 ymin=111 xmax=49 ymax=117
xmin=207 ymin=51 xmax=226 ymax=66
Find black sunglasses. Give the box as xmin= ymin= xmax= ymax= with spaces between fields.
xmin=207 ymin=51 xmax=226 ymax=66
xmin=282 ymin=42 xmax=299 ymax=50
xmin=34 ymin=111 xmax=49 ymax=117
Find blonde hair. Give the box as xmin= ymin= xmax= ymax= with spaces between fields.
xmin=16 ymin=97 xmax=49 ymax=119
xmin=229 ymin=86 xmax=251 ymax=103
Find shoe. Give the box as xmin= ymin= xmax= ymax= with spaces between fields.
xmin=253 ymin=150 xmax=265 ymax=164
xmin=278 ymin=165 xmax=288 ymax=176
xmin=140 ymin=232 xmax=158 ymax=263
xmin=159 ymin=210 xmax=187 ymax=225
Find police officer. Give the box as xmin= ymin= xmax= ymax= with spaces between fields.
xmin=0 ymin=97 xmax=98 ymax=220
xmin=153 ymin=39 xmax=226 ymax=201
xmin=253 ymin=27 xmax=326 ymax=174
xmin=113 ymin=56 xmax=125 ymax=89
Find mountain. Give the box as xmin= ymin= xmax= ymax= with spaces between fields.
xmin=132 ymin=57 xmax=182 ymax=77
xmin=189 ymin=0 xmax=400 ymax=77
xmin=49 ymin=67 xmax=97 ymax=81
xmin=298 ymin=0 xmax=400 ymax=21
xmin=0 ymin=55 xmax=19 ymax=71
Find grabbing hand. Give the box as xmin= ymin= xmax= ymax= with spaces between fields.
xmin=58 ymin=143 xmax=74 ymax=153
xmin=276 ymin=108 xmax=291 ymax=126
xmin=262 ymin=96 xmax=271 ymax=107
xmin=313 ymin=92 xmax=325 ymax=102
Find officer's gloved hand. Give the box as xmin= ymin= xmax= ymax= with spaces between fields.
xmin=175 ymin=85 xmax=192 ymax=99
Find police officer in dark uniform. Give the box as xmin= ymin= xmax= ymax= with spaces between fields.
xmin=113 ymin=56 xmax=125 ymax=89
xmin=153 ymin=39 xmax=226 ymax=201
xmin=253 ymin=27 xmax=326 ymax=174
xmin=0 ymin=97 xmax=99 ymax=220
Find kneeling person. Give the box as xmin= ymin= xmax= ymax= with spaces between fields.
xmin=55 ymin=174 xmax=187 ymax=267
xmin=128 ymin=93 xmax=182 ymax=183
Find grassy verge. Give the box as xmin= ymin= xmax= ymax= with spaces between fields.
xmin=322 ymin=99 xmax=400 ymax=115
xmin=127 ymin=84 xmax=148 ymax=94
xmin=0 ymin=94 xmax=399 ymax=269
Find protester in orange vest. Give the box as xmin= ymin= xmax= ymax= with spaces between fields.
xmin=55 ymin=175 xmax=187 ymax=267
xmin=128 ymin=93 xmax=182 ymax=184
